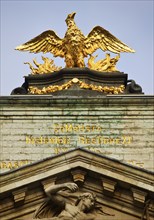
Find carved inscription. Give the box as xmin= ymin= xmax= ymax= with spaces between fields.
xmin=25 ymin=123 xmax=133 ymax=146
xmin=54 ymin=123 xmax=102 ymax=133
xmin=26 ymin=135 xmax=132 ymax=145
xmin=79 ymin=135 xmax=132 ymax=145
xmin=0 ymin=160 xmax=30 ymax=169
xmin=0 ymin=123 xmax=136 ymax=171
xmin=26 ymin=136 xmax=70 ymax=145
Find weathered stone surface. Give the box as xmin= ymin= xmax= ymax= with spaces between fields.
xmin=0 ymin=95 xmax=154 ymax=173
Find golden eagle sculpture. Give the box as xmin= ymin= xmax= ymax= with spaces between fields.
xmin=16 ymin=12 xmax=135 ymax=68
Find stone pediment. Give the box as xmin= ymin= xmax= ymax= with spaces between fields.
xmin=0 ymin=148 xmax=153 ymax=220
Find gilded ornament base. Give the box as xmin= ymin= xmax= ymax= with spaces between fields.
xmin=28 ymin=78 xmax=125 ymax=95
xmin=11 ymin=68 xmax=143 ymax=95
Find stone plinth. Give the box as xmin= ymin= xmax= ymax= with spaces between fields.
xmin=11 ymin=68 xmax=143 ymax=95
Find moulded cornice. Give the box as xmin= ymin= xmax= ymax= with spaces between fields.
xmin=0 ymin=149 xmax=153 ymax=195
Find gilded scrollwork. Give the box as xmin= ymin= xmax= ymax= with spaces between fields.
xmin=28 ymin=78 xmax=125 ymax=94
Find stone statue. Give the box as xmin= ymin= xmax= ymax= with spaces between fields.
xmin=33 ymin=182 xmax=115 ymax=219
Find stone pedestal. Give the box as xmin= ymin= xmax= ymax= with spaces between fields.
xmin=11 ymin=68 xmax=143 ymax=95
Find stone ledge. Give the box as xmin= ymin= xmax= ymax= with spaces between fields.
xmin=0 ymin=95 xmax=153 ymax=107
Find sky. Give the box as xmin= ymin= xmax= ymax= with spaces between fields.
xmin=0 ymin=0 xmax=153 ymax=95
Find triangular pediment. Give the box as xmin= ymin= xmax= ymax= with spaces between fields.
xmin=0 ymin=148 xmax=153 ymax=220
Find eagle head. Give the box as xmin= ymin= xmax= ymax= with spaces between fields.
xmin=65 ymin=12 xmax=76 ymax=24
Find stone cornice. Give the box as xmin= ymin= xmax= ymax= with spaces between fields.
xmin=0 ymin=149 xmax=153 ymax=194
xmin=0 ymin=95 xmax=154 ymax=107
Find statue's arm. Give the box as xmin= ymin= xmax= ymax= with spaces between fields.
xmin=45 ymin=182 xmax=78 ymax=205
xmin=45 ymin=182 xmax=78 ymax=195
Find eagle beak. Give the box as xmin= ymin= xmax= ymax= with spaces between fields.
xmin=70 ymin=12 xmax=76 ymax=18
xmin=65 ymin=12 xmax=76 ymax=23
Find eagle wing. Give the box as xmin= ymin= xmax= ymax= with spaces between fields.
xmin=84 ymin=26 xmax=135 ymax=55
xmin=15 ymin=30 xmax=65 ymax=57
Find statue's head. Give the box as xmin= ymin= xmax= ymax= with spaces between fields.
xmin=65 ymin=12 xmax=76 ymax=25
xmin=75 ymin=192 xmax=96 ymax=212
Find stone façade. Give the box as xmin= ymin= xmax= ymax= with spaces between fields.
xmin=0 ymin=148 xmax=153 ymax=220
xmin=0 ymin=95 xmax=154 ymax=173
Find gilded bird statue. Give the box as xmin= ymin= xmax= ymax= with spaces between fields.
xmin=16 ymin=12 xmax=135 ymax=68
